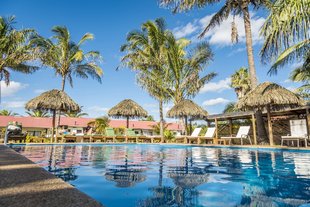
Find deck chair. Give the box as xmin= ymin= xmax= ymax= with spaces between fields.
xmin=220 ymin=126 xmax=252 ymax=145
xmin=61 ymin=135 xmax=77 ymax=143
xmin=175 ymin=128 xmax=202 ymax=144
xmin=198 ymin=127 xmax=216 ymax=144
xmin=92 ymin=134 xmax=105 ymax=142
xmin=126 ymin=128 xmax=144 ymax=143
xmin=281 ymin=119 xmax=309 ymax=147
xmin=105 ymin=128 xmax=117 ymax=142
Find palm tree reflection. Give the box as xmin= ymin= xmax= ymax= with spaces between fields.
xmin=105 ymin=155 xmax=147 ymax=188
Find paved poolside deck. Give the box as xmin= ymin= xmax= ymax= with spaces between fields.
xmin=0 ymin=145 xmax=103 ymax=207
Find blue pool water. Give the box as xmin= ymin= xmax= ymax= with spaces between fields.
xmin=12 ymin=144 xmax=310 ymax=207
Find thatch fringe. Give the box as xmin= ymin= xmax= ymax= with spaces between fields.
xmin=25 ymin=89 xmax=80 ymax=112
xmin=167 ymin=99 xmax=208 ymax=119
xmin=108 ymin=99 xmax=147 ymax=118
xmin=236 ymin=82 xmax=306 ymax=111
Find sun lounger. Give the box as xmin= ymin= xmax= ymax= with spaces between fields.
xmin=219 ymin=126 xmax=252 ymax=145
xmin=80 ymin=135 xmax=92 ymax=142
xmin=105 ymin=128 xmax=116 ymax=142
xmin=125 ymin=128 xmax=144 ymax=143
xmin=198 ymin=127 xmax=216 ymax=144
xmin=61 ymin=135 xmax=77 ymax=143
xmin=92 ymin=135 xmax=105 ymax=142
xmin=175 ymin=128 xmax=202 ymax=144
xmin=281 ymin=119 xmax=309 ymax=147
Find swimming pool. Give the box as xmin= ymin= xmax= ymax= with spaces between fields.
xmin=11 ymin=144 xmax=310 ymax=207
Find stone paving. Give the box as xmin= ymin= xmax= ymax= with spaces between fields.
xmin=0 ymin=145 xmax=103 ymax=207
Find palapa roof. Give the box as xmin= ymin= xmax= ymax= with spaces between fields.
xmin=167 ymin=99 xmax=208 ymax=119
xmin=169 ymin=172 xmax=209 ymax=188
xmin=108 ymin=99 xmax=148 ymax=118
xmin=236 ymin=82 xmax=306 ymax=111
xmin=25 ymin=89 xmax=80 ymax=112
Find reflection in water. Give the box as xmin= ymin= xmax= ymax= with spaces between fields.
xmin=12 ymin=145 xmax=310 ymax=207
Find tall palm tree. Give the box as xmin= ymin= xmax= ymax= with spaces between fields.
xmin=120 ymin=18 xmax=171 ymax=141
xmin=0 ymin=16 xmax=38 ymax=103
xmin=26 ymin=109 xmax=50 ymax=117
xmin=230 ymin=67 xmax=251 ymax=99
xmin=31 ymin=26 xmax=103 ymax=91
xmin=0 ymin=109 xmax=18 ymax=116
xmin=260 ymin=0 xmax=309 ymax=73
xmin=160 ymin=0 xmax=269 ymax=89
xmin=164 ymin=32 xmax=216 ymax=104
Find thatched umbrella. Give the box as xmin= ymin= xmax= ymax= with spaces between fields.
xmin=25 ymin=89 xmax=80 ymax=140
xmin=108 ymin=99 xmax=148 ymax=128
xmin=166 ymin=99 xmax=208 ymax=135
xmin=236 ymin=82 xmax=305 ymax=145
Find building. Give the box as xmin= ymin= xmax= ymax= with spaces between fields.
xmin=0 ymin=116 xmax=183 ymax=137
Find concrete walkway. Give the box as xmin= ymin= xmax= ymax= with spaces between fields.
xmin=0 ymin=145 xmax=103 ymax=207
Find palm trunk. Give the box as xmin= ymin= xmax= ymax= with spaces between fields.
xmin=242 ymin=5 xmax=268 ymax=144
xmin=52 ymin=109 xmax=56 ymax=142
xmin=159 ymin=100 xmax=164 ymax=143
xmin=126 ymin=116 xmax=129 ymax=128
xmin=242 ymin=5 xmax=258 ymax=89
xmin=57 ymin=77 xmax=66 ymax=136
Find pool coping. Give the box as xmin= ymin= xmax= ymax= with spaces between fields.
xmin=6 ymin=142 xmax=310 ymax=152
xmin=0 ymin=145 xmax=104 ymax=207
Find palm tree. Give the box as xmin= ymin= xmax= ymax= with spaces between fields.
xmin=223 ymin=102 xmax=237 ymax=113
xmin=88 ymin=116 xmax=110 ymax=134
xmin=0 ymin=16 xmax=38 ymax=103
xmin=0 ymin=109 xmax=18 ymax=116
xmin=64 ymin=111 xmax=88 ymax=118
xmin=230 ymin=67 xmax=251 ymax=99
xmin=120 ymin=18 xmax=171 ymax=141
xmin=164 ymin=32 xmax=216 ymax=104
xmin=31 ymin=26 xmax=103 ymax=91
xmin=26 ymin=109 xmax=50 ymax=117
xmin=290 ymin=53 xmax=310 ymax=99
xmin=260 ymin=0 xmax=309 ymax=73
xmin=160 ymin=0 xmax=269 ymax=89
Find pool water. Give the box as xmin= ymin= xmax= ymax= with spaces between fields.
xmin=12 ymin=144 xmax=310 ymax=207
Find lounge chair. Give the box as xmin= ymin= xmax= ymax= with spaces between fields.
xmin=61 ymin=135 xmax=77 ymax=143
xmin=105 ymin=128 xmax=116 ymax=142
xmin=281 ymin=119 xmax=309 ymax=147
xmin=80 ymin=135 xmax=92 ymax=142
xmin=175 ymin=128 xmax=202 ymax=144
xmin=219 ymin=126 xmax=252 ymax=145
xmin=125 ymin=128 xmax=145 ymax=143
xmin=198 ymin=127 xmax=216 ymax=144
xmin=92 ymin=134 xmax=105 ymax=142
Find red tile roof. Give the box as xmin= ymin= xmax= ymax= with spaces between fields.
xmin=0 ymin=116 xmax=182 ymax=131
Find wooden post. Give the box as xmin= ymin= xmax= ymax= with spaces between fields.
xmin=215 ymin=118 xmax=218 ymax=144
xmin=251 ymin=114 xmax=257 ymax=145
xmin=229 ymin=119 xmax=233 ymax=136
xmin=306 ymin=108 xmax=310 ymax=137
xmin=267 ymin=105 xmax=274 ymax=146
xmin=189 ymin=119 xmax=192 ymax=135
xmin=184 ymin=116 xmax=188 ymax=136
xmin=126 ymin=116 xmax=129 ymax=128
xmin=52 ymin=109 xmax=56 ymax=143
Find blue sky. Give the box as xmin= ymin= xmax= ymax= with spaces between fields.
xmin=0 ymin=0 xmax=301 ymax=120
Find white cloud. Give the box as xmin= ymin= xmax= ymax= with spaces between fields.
xmin=34 ymin=89 xmax=47 ymax=94
xmin=202 ymin=98 xmax=230 ymax=106
xmin=87 ymin=106 xmax=109 ymax=113
xmin=227 ymin=47 xmax=246 ymax=57
xmin=2 ymin=101 xmax=26 ymax=108
xmin=173 ymin=22 xmax=199 ymax=38
xmin=173 ymin=12 xmax=265 ymax=47
xmin=283 ymin=79 xmax=292 ymax=83
xmin=0 ymin=81 xmax=28 ymax=97
xmin=200 ymin=77 xmax=231 ymax=93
